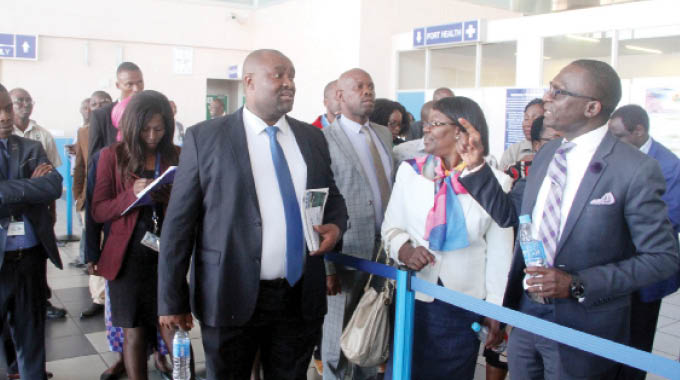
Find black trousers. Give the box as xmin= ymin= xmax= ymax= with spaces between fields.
xmin=615 ymin=296 xmax=662 ymax=380
xmin=200 ymin=280 xmax=323 ymax=380
xmin=0 ymin=247 xmax=48 ymax=380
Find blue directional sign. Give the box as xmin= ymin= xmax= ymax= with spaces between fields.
xmin=413 ymin=20 xmax=482 ymax=48
xmin=0 ymin=33 xmax=38 ymax=60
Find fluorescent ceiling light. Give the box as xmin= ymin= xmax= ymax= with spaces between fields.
xmin=566 ymin=34 xmax=600 ymax=43
xmin=543 ymin=56 xmax=551 ymax=60
xmin=624 ymin=45 xmax=663 ymax=54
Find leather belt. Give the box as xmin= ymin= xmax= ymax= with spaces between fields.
xmin=3 ymin=245 xmax=40 ymax=263
xmin=260 ymin=278 xmax=289 ymax=288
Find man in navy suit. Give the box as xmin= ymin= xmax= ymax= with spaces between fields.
xmin=0 ymin=83 xmax=63 ymax=379
xmin=608 ymin=104 xmax=680 ymax=380
xmin=454 ymin=60 xmax=678 ymax=379
xmin=158 ymin=50 xmax=347 ymax=380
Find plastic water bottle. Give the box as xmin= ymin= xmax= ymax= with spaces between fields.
xmin=518 ymin=214 xmax=548 ymax=303
xmin=471 ymin=322 xmax=507 ymax=353
xmin=172 ymin=329 xmax=191 ymax=380
xmin=518 ymin=214 xmax=548 ymax=270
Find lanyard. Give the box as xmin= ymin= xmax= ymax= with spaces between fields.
xmin=151 ymin=151 xmax=161 ymax=234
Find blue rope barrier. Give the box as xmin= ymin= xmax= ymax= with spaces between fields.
xmin=325 ymin=252 xmax=680 ymax=380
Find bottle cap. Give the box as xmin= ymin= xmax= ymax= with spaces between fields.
xmin=519 ymin=214 xmax=531 ymax=224
xmin=471 ymin=322 xmax=481 ymax=332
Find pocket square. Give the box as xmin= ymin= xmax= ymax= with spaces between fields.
xmin=590 ymin=192 xmax=615 ymax=205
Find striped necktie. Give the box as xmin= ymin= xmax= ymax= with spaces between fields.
xmin=538 ymin=141 xmax=576 ymax=266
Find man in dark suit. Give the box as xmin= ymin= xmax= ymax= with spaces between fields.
xmin=454 ymin=60 xmax=679 ymax=379
xmin=158 ymin=49 xmax=348 ymax=380
xmin=0 ymin=83 xmax=63 ymax=379
xmin=607 ymin=104 xmax=680 ymax=380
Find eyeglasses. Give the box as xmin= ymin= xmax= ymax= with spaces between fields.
xmin=426 ymin=121 xmax=459 ymax=128
xmin=12 ymin=98 xmax=35 ymax=106
xmin=546 ymin=83 xmax=598 ymax=101
xmin=387 ymin=121 xmax=401 ymax=128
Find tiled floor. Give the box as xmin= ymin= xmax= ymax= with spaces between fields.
xmin=1 ymin=197 xmax=679 ymax=379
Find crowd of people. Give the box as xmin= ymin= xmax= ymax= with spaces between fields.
xmin=0 ymin=48 xmax=678 ymax=380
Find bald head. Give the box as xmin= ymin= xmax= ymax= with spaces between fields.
xmin=323 ymin=80 xmax=340 ymax=122
xmin=243 ymin=49 xmax=296 ymax=125
xmin=433 ymin=87 xmax=454 ymax=101
xmin=420 ymin=101 xmax=434 ymax=122
xmin=337 ymin=68 xmax=375 ymax=124
xmin=0 ymin=83 xmax=12 ymax=138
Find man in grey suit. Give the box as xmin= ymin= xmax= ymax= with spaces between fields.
xmin=455 ymin=60 xmax=679 ymax=379
xmin=321 ymin=68 xmax=393 ymax=380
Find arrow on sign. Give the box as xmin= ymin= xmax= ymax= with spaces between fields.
xmin=22 ymin=41 xmax=30 ymax=53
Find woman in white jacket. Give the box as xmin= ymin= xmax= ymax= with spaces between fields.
xmin=382 ymin=96 xmax=514 ymax=380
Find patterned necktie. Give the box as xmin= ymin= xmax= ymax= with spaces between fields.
xmin=360 ymin=126 xmax=390 ymax=213
xmin=538 ymin=141 xmax=576 ymax=266
xmin=0 ymin=141 xmax=9 ymax=179
xmin=264 ymin=126 xmax=304 ymax=286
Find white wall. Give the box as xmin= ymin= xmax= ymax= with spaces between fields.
xmin=250 ymin=0 xmax=362 ymax=122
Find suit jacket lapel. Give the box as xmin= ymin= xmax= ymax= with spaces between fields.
xmin=326 ymin=119 xmax=373 ymax=186
xmin=520 ymin=140 xmax=559 ymax=216
xmin=227 ymin=109 xmax=260 ymax=216
xmin=555 ymin=132 xmax=614 ymax=256
xmin=287 ymin=117 xmax=313 ymax=188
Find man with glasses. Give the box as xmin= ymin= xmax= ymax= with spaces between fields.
xmin=455 ymin=60 xmax=678 ymax=379
xmin=9 ymin=88 xmax=61 ymax=168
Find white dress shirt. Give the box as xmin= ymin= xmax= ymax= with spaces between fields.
xmin=242 ymin=106 xmax=307 ymax=280
xmin=531 ymin=126 xmax=608 ymax=241
xmin=639 ymin=136 xmax=652 ymax=155
xmin=382 ymin=162 xmax=514 ymax=304
xmin=337 ymin=115 xmax=392 ymax=229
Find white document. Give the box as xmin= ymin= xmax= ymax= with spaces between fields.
xmin=302 ymin=188 xmax=329 ymax=252
xmin=121 ymin=166 xmax=177 ymax=215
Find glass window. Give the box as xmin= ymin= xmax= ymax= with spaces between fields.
xmin=617 ymin=26 xmax=680 ymax=79
xmin=543 ymin=32 xmax=612 ymax=85
xmin=398 ymin=50 xmax=426 ymax=90
xmin=429 ymin=45 xmax=476 ymax=89
xmin=481 ymin=41 xmax=516 ymax=87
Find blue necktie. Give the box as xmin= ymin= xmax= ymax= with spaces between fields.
xmin=264 ymin=126 xmax=304 ymax=286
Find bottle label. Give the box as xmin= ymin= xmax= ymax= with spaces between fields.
xmin=173 ymin=339 xmax=191 ymax=358
xmin=520 ymin=240 xmax=546 ymax=267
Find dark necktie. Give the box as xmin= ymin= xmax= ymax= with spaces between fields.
xmin=264 ymin=126 xmax=304 ymax=286
xmin=0 ymin=141 xmax=9 ymax=179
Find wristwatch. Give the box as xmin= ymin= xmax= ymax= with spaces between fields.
xmin=570 ymin=275 xmax=586 ymax=302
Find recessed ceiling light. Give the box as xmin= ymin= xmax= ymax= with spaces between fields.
xmin=566 ymin=34 xmax=600 ymax=43
xmin=624 ymin=45 xmax=663 ymax=54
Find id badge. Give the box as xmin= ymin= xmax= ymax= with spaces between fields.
xmin=7 ymin=221 xmax=25 ymax=236
xmin=141 ymin=231 xmax=160 ymax=252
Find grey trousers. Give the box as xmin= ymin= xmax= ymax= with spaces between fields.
xmin=321 ymin=267 xmax=378 ymax=380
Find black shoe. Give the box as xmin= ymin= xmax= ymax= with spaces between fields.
xmin=46 ymin=303 xmax=67 ymax=320
xmin=80 ymin=303 xmax=104 ymax=319
xmin=68 ymin=260 xmax=86 ymax=268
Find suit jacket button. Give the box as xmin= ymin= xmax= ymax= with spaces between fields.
xmin=254 ymin=221 xmax=261 ymax=227
xmin=231 ymin=315 xmax=235 ymax=319
xmin=368 ymin=200 xmax=373 ymax=205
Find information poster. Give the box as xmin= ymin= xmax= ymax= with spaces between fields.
xmin=645 ymin=87 xmax=680 ymax=155
xmin=504 ymin=88 xmax=544 ymax=150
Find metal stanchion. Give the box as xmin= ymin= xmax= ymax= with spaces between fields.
xmin=57 ymin=147 xmax=80 ymax=242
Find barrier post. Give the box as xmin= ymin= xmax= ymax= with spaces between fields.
xmin=57 ymin=148 xmax=80 ymax=242
xmin=392 ymin=268 xmax=415 ymax=380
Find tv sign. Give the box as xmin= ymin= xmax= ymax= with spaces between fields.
xmin=0 ymin=34 xmax=38 ymax=60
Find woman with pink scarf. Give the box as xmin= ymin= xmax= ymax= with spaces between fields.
xmin=381 ymin=97 xmax=514 ymax=380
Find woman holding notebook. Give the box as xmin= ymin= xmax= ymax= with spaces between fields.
xmin=92 ymin=90 xmax=181 ymax=380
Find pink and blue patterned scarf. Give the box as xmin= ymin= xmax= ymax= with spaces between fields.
xmin=406 ymin=155 xmax=470 ymax=251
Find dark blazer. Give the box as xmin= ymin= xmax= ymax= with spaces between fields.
xmin=0 ymin=135 xmax=62 ymax=269
xmin=460 ymin=132 xmax=679 ymax=377
xmin=158 ymin=108 xmax=348 ymax=327
xmin=91 ymin=143 xmax=176 ymax=280
xmin=87 ymin=102 xmax=117 ymax=161
xmin=637 ymin=140 xmax=680 ymax=302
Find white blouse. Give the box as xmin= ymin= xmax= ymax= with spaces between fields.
xmin=381 ymin=161 xmax=515 ymax=305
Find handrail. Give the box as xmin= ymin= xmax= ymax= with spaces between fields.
xmin=325 ymin=252 xmax=680 ymax=380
